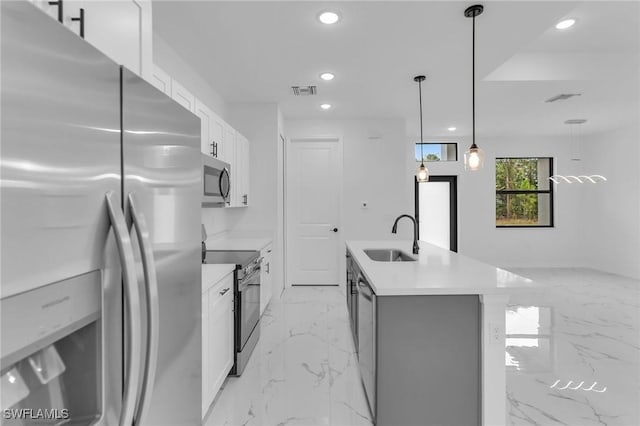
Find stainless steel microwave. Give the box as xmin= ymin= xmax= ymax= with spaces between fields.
xmin=202 ymin=154 xmax=231 ymax=207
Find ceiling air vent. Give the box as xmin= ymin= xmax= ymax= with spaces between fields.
xmin=291 ymin=86 xmax=317 ymax=96
xmin=545 ymin=93 xmax=581 ymax=103
xmin=564 ymin=119 xmax=587 ymax=124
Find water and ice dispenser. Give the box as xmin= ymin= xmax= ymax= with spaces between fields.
xmin=1 ymin=273 xmax=102 ymax=425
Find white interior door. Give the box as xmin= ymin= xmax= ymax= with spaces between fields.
xmin=286 ymin=138 xmax=341 ymax=285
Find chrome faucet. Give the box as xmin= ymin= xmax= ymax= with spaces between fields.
xmin=391 ymin=214 xmax=419 ymax=254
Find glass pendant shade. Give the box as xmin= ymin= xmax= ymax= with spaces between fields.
xmin=464 ymin=144 xmax=484 ymax=171
xmin=416 ymin=162 xmax=429 ymax=182
xmin=413 ymin=75 xmax=429 ymax=183
xmin=465 ymin=4 xmax=485 ymax=172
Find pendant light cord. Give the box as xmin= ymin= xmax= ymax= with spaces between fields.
xmin=472 ymin=14 xmax=476 ymax=148
xmin=419 ymin=78 xmax=424 ymax=164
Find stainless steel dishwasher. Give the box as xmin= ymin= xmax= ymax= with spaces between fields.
xmin=357 ymin=272 xmax=376 ymax=420
xmin=346 ymin=252 xmax=359 ymax=346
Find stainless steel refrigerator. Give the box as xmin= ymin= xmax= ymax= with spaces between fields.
xmin=1 ymin=2 xmax=202 ymax=424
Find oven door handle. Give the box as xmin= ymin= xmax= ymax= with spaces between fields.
xmin=238 ymin=277 xmax=260 ymax=292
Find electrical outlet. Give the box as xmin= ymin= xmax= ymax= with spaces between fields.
xmin=488 ymin=322 xmax=503 ymax=345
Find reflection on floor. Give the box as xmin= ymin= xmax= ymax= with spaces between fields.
xmin=206 ymin=269 xmax=639 ymax=426
xmin=506 ymin=268 xmax=639 ymax=426
xmin=206 ymin=286 xmax=372 ymax=426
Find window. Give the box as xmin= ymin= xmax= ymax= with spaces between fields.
xmin=415 ymin=142 xmax=458 ymax=162
xmin=495 ymin=157 xmax=553 ymax=227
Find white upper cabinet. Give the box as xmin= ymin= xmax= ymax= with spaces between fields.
xmin=195 ymin=99 xmax=214 ymax=156
xmin=196 ymin=100 xmax=227 ymax=161
xmin=224 ymin=124 xmax=237 ymax=206
xmin=211 ymin=114 xmax=226 ymax=162
xmin=171 ymin=80 xmax=196 ymax=113
xmin=30 ymin=0 xmax=152 ymax=79
xmin=235 ymin=133 xmax=250 ymax=207
xmin=150 ymin=65 xmax=171 ymax=95
xmin=226 ymin=127 xmax=251 ymax=208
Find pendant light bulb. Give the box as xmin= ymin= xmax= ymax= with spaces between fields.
xmin=414 ymin=75 xmax=429 ymax=182
xmin=465 ymin=4 xmax=485 ymax=172
xmin=417 ymin=163 xmax=429 ymax=182
xmin=464 ymin=144 xmax=484 ymax=171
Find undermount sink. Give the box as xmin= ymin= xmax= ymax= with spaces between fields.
xmin=364 ymin=249 xmax=416 ymax=262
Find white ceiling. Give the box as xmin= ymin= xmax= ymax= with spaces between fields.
xmin=153 ymin=1 xmax=640 ymax=139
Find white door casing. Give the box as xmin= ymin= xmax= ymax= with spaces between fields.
xmin=286 ymin=138 xmax=341 ymax=286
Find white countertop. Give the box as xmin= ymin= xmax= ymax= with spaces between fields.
xmin=202 ymin=264 xmax=235 ymax=293
xmin=346 ymin=240 xmax=539 ymax=296
xmin=205 ymin=236 xmax=272 ymax=252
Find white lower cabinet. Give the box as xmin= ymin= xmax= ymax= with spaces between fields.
xmin=260 ymin=243 xmax=273 ymax=315
xmin=202 ymin=272 xmax=234 ymax=418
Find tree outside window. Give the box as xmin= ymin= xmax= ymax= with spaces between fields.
xmin=495 ymin=158 xmax=554 ymax=227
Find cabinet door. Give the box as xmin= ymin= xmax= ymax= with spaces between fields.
xmin=201 ymin=290 xmax=209 ymax=417
xmin=28 ymin=0 xmax=151 ymax=77
xmin=260 ymin=244 xmax=273 ymax=315
xmin=233 ymin=133 xmax=249 ymax=207
xmin=240 ymin=135 xmax=250 ymax=206
xmin=29 ymin=0 xmax=83 ymax=35
xmin=210 ymin=113 xmax=225 ymax=161
xmin=195 ymin=99 xmax=213 ymax=156
xmin=82 ymin=1 xmax=145 ymax=75
xmin=207 ymin=277 xmax=234 ymax=403
xmin=224 ymin=125 xmax=237 ymax=206
xmin=171 ymin=80 xmax=196 ymax=113
xmin=150 ymin=65 xmax=171 ymax=95
xmin=234 ymin=133 xmax=243 ymax=207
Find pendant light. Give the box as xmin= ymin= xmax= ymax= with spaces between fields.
xmin=549 ymin=119 xmax=607 ymax=184
xmin=464 ymin=4 xmax=485 ymax=171
xmin=414 ymin=75 xmax=429 ymax=182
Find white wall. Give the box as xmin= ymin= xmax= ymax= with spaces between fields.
xmin=580 ymin=124 xmax=640 ymax=279
xmin=407 ymin=134 xmax=584 ymax=269
xmin=285 ymin=118 xmax=415 ymax=245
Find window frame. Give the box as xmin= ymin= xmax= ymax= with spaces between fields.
xmin=495 ymin=157 xmax=554 ymax=228
xmin=414 ymin=142 xmax=458 ymax=162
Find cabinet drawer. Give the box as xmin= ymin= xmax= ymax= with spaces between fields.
xmin=203 ymin=270 xmax=234 ymax=294
xmin=208 ymin=273 xmax=234 ymax=305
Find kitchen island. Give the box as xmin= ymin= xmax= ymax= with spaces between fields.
xmin=346 ymin=240 xmax=538 ymax=426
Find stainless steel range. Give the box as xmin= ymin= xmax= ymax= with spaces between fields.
xmin=204 ymin=250 xmax=261 ymax=376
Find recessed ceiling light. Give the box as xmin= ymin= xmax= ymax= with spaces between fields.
xmin=555 ymin=19 xmax=575 ymax=30
xmin=318 ymin=11 xmax=340 ymax=25
xmin=320 ymin=72 xmax=335 ymax=81
xmin=448 ymin=126 xmax=457 ymax=132
xmin=320 ymin=103 xmax=332 ymax=110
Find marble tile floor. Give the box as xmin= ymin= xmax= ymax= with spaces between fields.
xmin=205 ymin=269 xmax=639 ymax=426
xmin=505 ymin=268 xmax=639 ymax=426
xmin=205 ymin=286 xmax=372 ymax=426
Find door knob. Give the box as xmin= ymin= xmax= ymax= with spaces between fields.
xmin=331 ymin=228 xmax=338 ymax=233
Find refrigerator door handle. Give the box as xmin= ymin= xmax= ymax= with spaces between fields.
xmin=105 ymin=191 xmax=142 ymax=426
xmin=128 ymin=193 xmax=160 ymax=425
